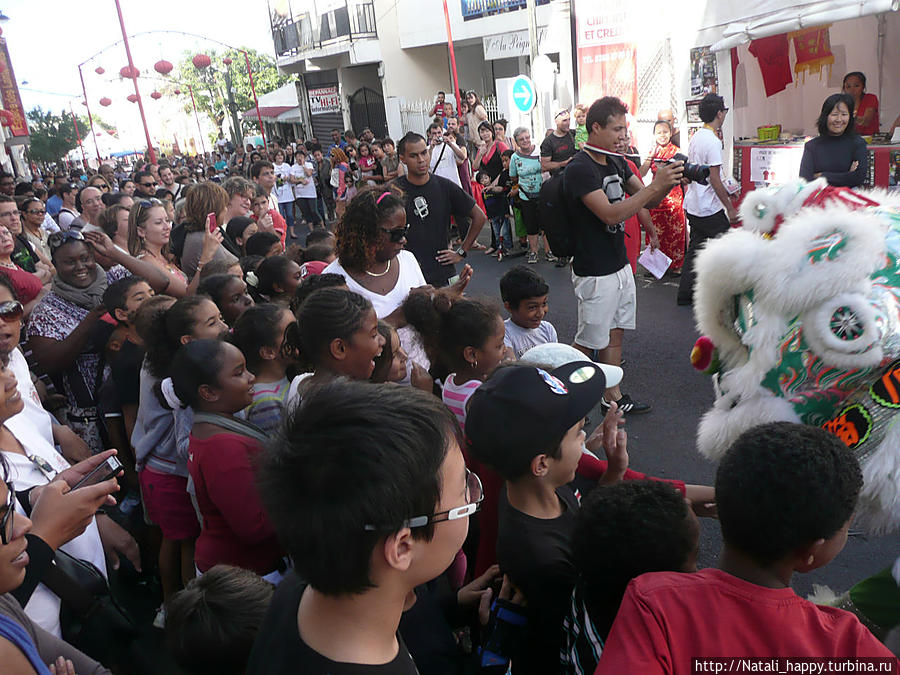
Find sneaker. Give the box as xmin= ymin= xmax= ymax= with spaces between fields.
xmin=555 ymin=256 xmax=569 ymax=268
xmin=153 ymin=604 xmax=166 ymax=630
xmin=497 ymin=250 xmax=504 ymax=262
xmin=527 ymin=251 xmax=538 ymax=264
xmin=600 ymin=394 xmax=652 ymax=414
xmin=545 ymin=252 xmax=558 ymax=263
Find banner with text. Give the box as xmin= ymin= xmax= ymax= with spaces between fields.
xmin=573 ymin=0 xmax=637 ymax=113
xmin=0 ymin=39 xmax=28 ymax=140
xmin=308 ymin=85 xmax=341 ymax=115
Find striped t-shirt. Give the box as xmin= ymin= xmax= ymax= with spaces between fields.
xmin=245 ymin=377 xmax=290 ymax=435
xmin=441 ymin=374 xmax=483 ymax=429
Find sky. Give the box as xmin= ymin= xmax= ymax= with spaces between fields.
xmin=4 ymin=0 xmax=277 ymax=151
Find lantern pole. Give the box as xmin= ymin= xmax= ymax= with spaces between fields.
xmin=77 ymin=64 xmax=102 ymax=165
xmin=243 ymin=50 xmax=267 ymax=153
xmin=69 ymin=102 xmax=87 ymax=170
xmin=189 ymin=86 xmax=207 ymax=157
xmin=113 ymin=0 xmax=156 ymax=164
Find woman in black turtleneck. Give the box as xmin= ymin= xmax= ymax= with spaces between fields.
xmin=799 ymin=93 xmax=868 ymax=188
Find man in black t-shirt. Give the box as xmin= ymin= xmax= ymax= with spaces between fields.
xmin=540 ymin=109 xmax=577 ymax=176
xmin=247 ymin=381 xmax=479 ymax=675
xmin=394 ymin=132 xmax=486 ymax=286
xmin=564 ymin=97 xmax=682 ymax=414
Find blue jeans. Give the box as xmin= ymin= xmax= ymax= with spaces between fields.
xmin=490 ymin=215 xmax=512 ymax=251
xmin=278 ymin=201 xmax=295 ymax=231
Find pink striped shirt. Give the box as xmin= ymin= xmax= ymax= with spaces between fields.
xmin=442 ymin=374 xmax=483 ymax=428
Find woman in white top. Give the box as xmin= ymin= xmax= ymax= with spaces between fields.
xmin=272 ymin=150 xmax=296 ymax=240
xmin=323 ymin=185 xmax=472 ymax=375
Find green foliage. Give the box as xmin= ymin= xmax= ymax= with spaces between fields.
xmin=170 ymin=47 xmax=291 ymax=136
xmin=26 ymin=106 xmax=90 ymax=163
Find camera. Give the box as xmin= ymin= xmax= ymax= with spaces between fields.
xmin=654 ymin=153 xmax=710 ymax=185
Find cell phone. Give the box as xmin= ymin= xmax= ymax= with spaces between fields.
xmin=72 ymin=456 xmax=123 ymax=491
xmin=207 ymin=212 xmax=218 ymax=233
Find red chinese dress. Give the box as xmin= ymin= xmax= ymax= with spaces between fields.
xmin=647 ymin=142 xmax=687 ymax=270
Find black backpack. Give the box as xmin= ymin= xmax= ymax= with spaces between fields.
xmin=537 ymin=170 xmax=575 ymax=257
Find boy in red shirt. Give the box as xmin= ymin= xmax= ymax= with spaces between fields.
xmin=596 ymin=422 xmax=897 ymax=674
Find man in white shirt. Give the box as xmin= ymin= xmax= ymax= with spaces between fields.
xmin=428 ymin=122 xmax=466 ymax=188
xmin=292 ymin=146 xmax=322 ymax=229
xmin=677 ymin=93 xmax=739 ymax=306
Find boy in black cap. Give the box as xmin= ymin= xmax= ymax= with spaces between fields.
xmin=466 ymin=361 xmax=626 ymax=675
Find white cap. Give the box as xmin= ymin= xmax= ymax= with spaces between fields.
xmin=519 ymin=343 xmax=623 ymax=389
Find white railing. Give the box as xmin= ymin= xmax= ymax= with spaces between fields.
xmin=397 ymin=94 xmax=503 ymax=138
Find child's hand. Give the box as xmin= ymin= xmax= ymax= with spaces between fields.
xmin=587 ymin=401 xmax=628 ymax=486
xmin=445 ymin=264 xmax=473 ymax=299
xmin=458 ymin=564 xmax=499 ymax=613
xmin=410 ymin=362 xmax=433 ymax=392
xmin=685 ymin=484 xmax=717 ymax=518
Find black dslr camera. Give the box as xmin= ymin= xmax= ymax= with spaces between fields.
xmin=654 ymin=153 xmax=710 ymax=185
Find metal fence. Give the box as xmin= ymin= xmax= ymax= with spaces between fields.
xmin=398 ymin=95 xmax=501 ymax=137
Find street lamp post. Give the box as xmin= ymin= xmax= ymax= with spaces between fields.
xmin=113 ymin=0 xmax=156 ymax=164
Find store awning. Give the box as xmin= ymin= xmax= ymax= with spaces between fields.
xmin=242 ymin=105 xmax=296 ymax=122
xmin=706 ymin=0 xmax=899 ymax=50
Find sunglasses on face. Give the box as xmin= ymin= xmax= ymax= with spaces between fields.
xmin=26 ymin=209 xmax=46 ymax=215
xmin=381 ymin=224 xmax=410 ymax=243
xmin=140 ymin=182 xmax=158 ymax=188
xmin=0 ymin=480 xmax=14 ymax=546
xmin=0 ymin=301 xmax=23 ymax=323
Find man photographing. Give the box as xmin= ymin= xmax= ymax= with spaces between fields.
xmin=565 ymin=97 xmax=683 ymax=414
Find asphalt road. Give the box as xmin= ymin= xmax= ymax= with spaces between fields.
xmin=462 ymin=247 xmax=899 ymax=599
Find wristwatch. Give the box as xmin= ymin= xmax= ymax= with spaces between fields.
xmin=455 ymin=246 xmax=467 ymax=258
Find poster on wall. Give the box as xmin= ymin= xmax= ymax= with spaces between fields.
xmin=308 ymin=86 xmax=341 ymax=115
xmin=573 ymin=0 xmax=637 ymax=113
xmin=0 ymin=40 xmax=28 ymax=141
xmin=690 ymin=46 xmax=718 ymax=97
xmin=749 ymin=146 xmax=804 ymax=185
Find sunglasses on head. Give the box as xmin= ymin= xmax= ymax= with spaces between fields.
xmin=381 ymin=224 xmax=409 ymax=243
xmin=0 ymin=301 xmax=23 ymax=323
xmin=48 ymin=229 xmax=85 ymax=252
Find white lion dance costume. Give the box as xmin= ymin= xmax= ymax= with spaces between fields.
xmin=690 ymin=178 xmax=900 ymax=638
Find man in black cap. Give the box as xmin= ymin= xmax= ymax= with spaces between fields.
xmin=466 ymin=360 xmax=626 ymax=675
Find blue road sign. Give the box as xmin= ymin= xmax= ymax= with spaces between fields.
xmin=511 ymin=75 xmax=536 ymax=113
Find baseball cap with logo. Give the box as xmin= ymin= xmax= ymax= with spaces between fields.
xmin=466 ymin=361 xmax=613 ymax=476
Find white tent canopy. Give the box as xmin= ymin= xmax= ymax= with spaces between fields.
xmin=705 ymin=0 xmax=899 ymax=51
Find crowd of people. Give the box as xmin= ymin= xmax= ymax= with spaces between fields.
xmin=0 ymin=91 xmax=895 ymax=675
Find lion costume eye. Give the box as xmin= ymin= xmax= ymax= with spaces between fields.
xmin=800 ymin=293 xmax=882 ymax=369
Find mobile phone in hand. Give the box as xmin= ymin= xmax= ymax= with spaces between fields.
xmin=72 ymin=456 xmax=123 ymax=491
xmin=207 ymin=212 xmax=218 ymax=233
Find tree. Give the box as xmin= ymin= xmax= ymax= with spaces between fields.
xmin=171 ymin=47 xmax=291 ymax=139
xmin=26 ymin=107 xmax=90 ymax=164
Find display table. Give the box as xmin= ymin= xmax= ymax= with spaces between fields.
xmin=733 ymin=140 xmax=900 ymax=194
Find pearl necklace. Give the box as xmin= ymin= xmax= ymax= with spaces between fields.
xmin=365 ymin=259 xmax=392 ymax=277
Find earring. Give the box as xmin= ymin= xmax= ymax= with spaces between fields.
xmin=470 ymin=359 xmax=477 ymax=369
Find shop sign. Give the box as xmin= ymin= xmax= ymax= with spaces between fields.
xmin=573 ymin=0 xmax=637 ymax=114
xmin=482 ymin=28 xmax=548 ymax=60
xmin=308 ymin=86 xmax=341 ymax=115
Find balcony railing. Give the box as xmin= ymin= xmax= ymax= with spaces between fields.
xmin=273 ymin=1 xmax=377 ymax=59
xmin=461 ymin=0 xmax=549 ymax=21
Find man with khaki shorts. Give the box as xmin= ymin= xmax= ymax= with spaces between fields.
xmin=564 ymin=97 xmax=682 ymax=413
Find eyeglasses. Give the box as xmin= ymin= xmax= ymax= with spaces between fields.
xmin=48 ymin=229 xmax=85 ymax=252
xmin=365 ymin=469 xmax=483 ymax=531
xmin=140 ymin=181 xmax=158 ymax=188
xmin=0 ymin=301 xmax=23 ymax=323
xmin=0 ymin=480 xmax=14 ymax=546
xmin=26 ymin=209 xmax=46 ymax=215
xmin=381 ymin=224 xmax=410 ymax=243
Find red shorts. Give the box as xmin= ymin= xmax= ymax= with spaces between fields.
xmin=139 ymin=468 xmax=200 ymax=540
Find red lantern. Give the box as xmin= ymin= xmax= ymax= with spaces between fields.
xmin=95 ymin=66 xmax=105 ymax=75
xmin=150 ymin=91 xmax=162 ymax=100
xmin=173 ymin=88 xmax=181 ymax=95
xmin=192 ymin=54 xmax=211 ymax=69
xmin=223 ymin=57 xmax=233 ymax=66
xmin=127 ymin=94 xmax=138 ymax=103
xmin=119 ymin=65 xmax=140 ymax=79
xmin=154 ymin=60 xmax=173 ymax=75
xmin=99 ymin=97 xmax=112 ymax=107
xmin=107 ymin=129 xmax=116 ymax=136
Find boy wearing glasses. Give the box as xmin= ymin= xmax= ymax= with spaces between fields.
xmin=248 ymin=380 xmax=480 ymax=674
